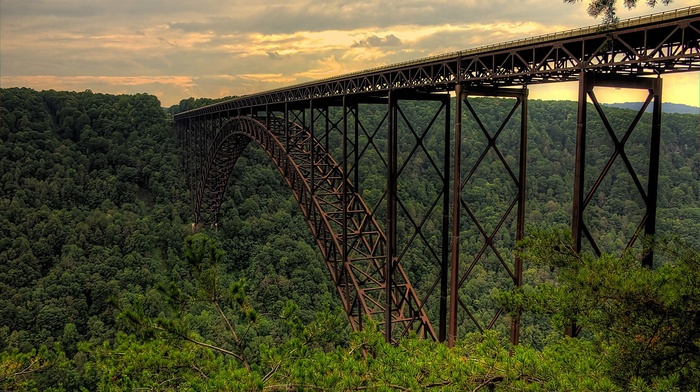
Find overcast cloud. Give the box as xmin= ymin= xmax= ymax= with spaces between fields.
xmin=1 ymin=0 xmax=697 ymax=106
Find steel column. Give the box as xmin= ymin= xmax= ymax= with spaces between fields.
xmin=342 ymin=96 xmax=359 ymax=329
xmin=353 ymin=104 xmax=360 ymax=191
xmin=511 ymin=88 xmax=528 ymax=346
xmin=439 ymin=94 xmax=451 ymax=343
xmin=310 ymin=100 xmax=315 ymax=195
xmin=386 ymin=91 xmax=398 ymax=342
xmin=449 ymin=84 xmax=463 ymax=348
xmin=572 ymin=73 xmax=589 ymax=258
xmin=284 ymin=103 xmax=290 ymax=156
xmin=325 ymin=105 xmax=331 ymax=153
xmin=644 ymin=78 xmax=663 ymax=268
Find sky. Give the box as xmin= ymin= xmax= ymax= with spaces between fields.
xmin=1 ymin=0 xmax=698 ymax=107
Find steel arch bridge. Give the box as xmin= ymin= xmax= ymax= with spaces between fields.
xmin=175 ymin=6 xmax=700 ymax=346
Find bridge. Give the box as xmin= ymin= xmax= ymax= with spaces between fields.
xmin=174 ymin=6 xmax=700 ymax=346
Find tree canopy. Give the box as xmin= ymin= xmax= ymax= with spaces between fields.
xmin=1 ymin=87 xmax=698 ymax=390
xmin=565 ymin=0 xmax=675 ymax=23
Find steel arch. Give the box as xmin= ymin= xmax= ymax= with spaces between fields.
xmin=193 ymin=115 xmax=436 ymax=341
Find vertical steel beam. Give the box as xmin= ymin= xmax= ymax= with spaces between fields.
xmin=284 ymin=103 xmax=290 ymax=155
xmin=310 ymin=100 xmax=315 ymax=195
xmin=195 ymin=116 xmax=204 ymax=224
xmin=511 ymin=88 xmax=528 ymax=346
xmin=572 ymin=72 xmax=589 ymax=258
xmin=354 ymin=104 xmax=360 ymax=190
xmin=440 ymin=94 xmax=451 ymax=343
xmin=386 ymin=91 xmax=398 ymax=343
xmin=644 ymin=78 xmax=663 ymax=269
xmin=186 ymin=117 xmax=193 ymax=221
xmin=449 ymin=84 xmax=463 ymax=348
xmin=342 ymin=95 xmax=360 ymax=329
xmin=568 ymin=71 xmax=589 ymax=338
xmin=325 ymin=105 xmax=331 ymax=153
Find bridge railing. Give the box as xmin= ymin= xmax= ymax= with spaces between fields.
xmin=174 ymin=5 xmax=699 ymax=119
xmin=245 ymin=5 xmax=700 ymax=94
xmin=311 ymin=5 xmax=700 ymax=82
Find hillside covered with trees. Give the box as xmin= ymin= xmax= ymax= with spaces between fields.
xmin=0 ymin=87 xmax=698 ymax=390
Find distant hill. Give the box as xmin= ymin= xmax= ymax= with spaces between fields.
xmin=605 ymin=102 xmax=700 ymax=114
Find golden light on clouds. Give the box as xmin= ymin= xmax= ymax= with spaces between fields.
xmin=1 ymin=75 xmax=196 ymax=89
xmin=236 ymin=74 xmax=297 ymax=83
xmin=295 ymin=56 xmax=345 ymax=80
xmin=1 ymin=0 xmax=698 ymax=106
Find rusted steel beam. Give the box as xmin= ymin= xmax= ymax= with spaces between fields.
xmin=186 ymin=113 xmax=436 ymax=341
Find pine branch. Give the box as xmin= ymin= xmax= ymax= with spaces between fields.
xmin=472 ymin=376 xmax=504 ymax=392
xmin=212 ymin=299 xmax=242 ymax=346
xmin=0 ymin=357 xmax=51 ymax=383
xmin=424 ymin=380 xmax=454 ymax=388
xmin=190 ymin=363 xmax=209 ymax=379
xmin=265 ymin=384 xmax=327 ymax=391
xmin=261 ymin=362 xmax=281 ymax=384
xmin=153 ymin=325 xmax=250 ymax=371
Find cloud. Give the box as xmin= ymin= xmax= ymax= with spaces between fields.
xmin=0 ymin=75 xmax=195 ymax=88
xmin=352 ymin=34 xmax=402 ymax=48
xmin=1 ymin=0 xmax=696 ymax=107
xmin=236 ymin=74 xmax=296 ymax=83
xmin=267 ymin=52 xmax=284 ymax=60
xmin=295 ymin=56 xmax=345 ymax=80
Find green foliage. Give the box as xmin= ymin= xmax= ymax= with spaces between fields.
xmin=82 ymin=332 xmax=260 ymax=391
xmin=1 ymin=88 xmax=699 ymax=390
xmin=499 ymin=230 xmax=700 ymax=389
xmin=0 ymin=344 xmax=74 ymax=391
xmin=118 ymin=233 xmax=260 ymax=371
xmin=564 ymin=0 xmax=675 ymax=24
xmin=0 ymin=88 xmax=191 ymax=388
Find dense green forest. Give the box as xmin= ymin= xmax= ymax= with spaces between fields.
xmin=0 ymin=87 xmax=698 ymax=390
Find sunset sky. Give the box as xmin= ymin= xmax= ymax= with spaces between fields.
xmin=1 ymin=0 xmax=698 ymax=107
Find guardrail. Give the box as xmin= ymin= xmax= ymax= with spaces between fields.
xmin=255 ymin=6 xmax=700 ymax=96
xmin=177 ymin=5 xmax=699 ymax=117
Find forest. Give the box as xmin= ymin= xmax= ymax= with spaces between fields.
xmin=0 ymin=87 xmax=698 ymax=390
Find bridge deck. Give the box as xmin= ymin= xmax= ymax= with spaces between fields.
xmin=175 ymin=6 xmax=700 ymax=120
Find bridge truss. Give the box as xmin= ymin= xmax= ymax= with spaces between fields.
xmin=175 ymin=7 xmax=700 ymax=345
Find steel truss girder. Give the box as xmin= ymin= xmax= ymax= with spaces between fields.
xmin=174 ymin=8 xmax=700 ymax=122
xmin=449 ymin=86 xmax=528 ymax=348
xmin=567 ymin=72 xmax=662 ymax=338
xmin=186 ymin=113 xmax=435 ymax=342
xmin=298 ymin=91 xmax=451 ymax=342
xmin=571 ymin=72 xmax=662 ymax=269
xmin=383 ymin=91 xmax=452 ymax=342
